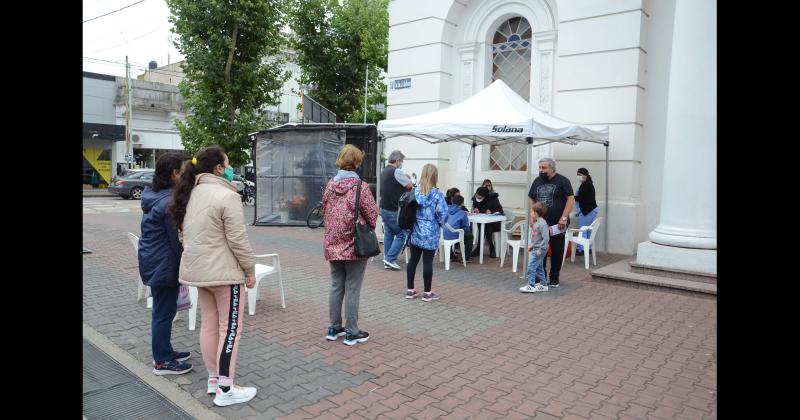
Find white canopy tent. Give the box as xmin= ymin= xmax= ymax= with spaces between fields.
xmin=377 ymin=79 xmax=610 ymax=276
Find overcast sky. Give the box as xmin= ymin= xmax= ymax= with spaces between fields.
xmin=83 ymin=0 xmax=184 ymax=78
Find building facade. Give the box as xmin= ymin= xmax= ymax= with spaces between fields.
xmin=139 ymin=53 xmax=304 ymax=127
xmin=385 ymin=0 xmax=716 ymax=272
xmin=83 ymin=72 xmax=126 ymax=186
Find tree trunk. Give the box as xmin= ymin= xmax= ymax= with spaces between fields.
xmin=225 ymin=22 xmax=240 ymax=123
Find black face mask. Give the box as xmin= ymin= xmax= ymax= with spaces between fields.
xmin=539 ymin=172 xmax=549 ymax=181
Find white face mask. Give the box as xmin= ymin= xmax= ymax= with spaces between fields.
xmin=475 ymin=197 xmax=484 ymax=203
xmin=577 ymin=175 xmax=586 ymax=182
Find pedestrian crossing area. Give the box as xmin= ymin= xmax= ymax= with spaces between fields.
xmin=83 ymin=198 xmax=143 ymax=214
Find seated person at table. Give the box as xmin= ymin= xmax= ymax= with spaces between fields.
xmin=472 ymin=182 xmax=500 ymax=209
xmin=445 ymin=188 xmax=468 ymax=211
xmin=470 ymin=186 xmax=504 ymax=258
xmin=444 ymin=195 xmax=473 ymax=262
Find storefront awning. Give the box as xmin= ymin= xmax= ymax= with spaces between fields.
xmin=83 ymin=122 xmax=126 ymax=142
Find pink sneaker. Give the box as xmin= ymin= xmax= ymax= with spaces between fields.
xmin=421 ymin=292 xmax=440 ymax=302
xmin=207 ymin=377 xmax=219 ymax=394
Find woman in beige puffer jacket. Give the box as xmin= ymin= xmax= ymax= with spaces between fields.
xmin=169 ymin=145 xmax=257 ymax=407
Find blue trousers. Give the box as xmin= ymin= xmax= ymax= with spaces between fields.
xmin=380 ymin=208 xmax=408 ymax=263
xmin=576 ymin=207 xmax=599 ymax=252
xmin=151 ymin=285 xmax=178 ymax=363
xmin=526 ymin=250 xmax=547 ymax=287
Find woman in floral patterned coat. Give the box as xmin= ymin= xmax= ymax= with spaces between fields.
xmin=406 ymin=164 xmax=448 ymax=302
xmin=322 ymin=145 xmax=378 ymax=346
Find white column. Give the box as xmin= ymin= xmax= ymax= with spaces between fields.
xmin=458 ymin=43 xmax=479 ymax=101
xmin=636 ymin=0 xmax=716 ymax=274
xmin=532 ymin=31 xmax=556 ymax=165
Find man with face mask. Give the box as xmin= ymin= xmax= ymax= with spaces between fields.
xmin=528 ymin=158 xmax=574 ymax=288
xmin=379 ymin=150 xmax=413 ymax=270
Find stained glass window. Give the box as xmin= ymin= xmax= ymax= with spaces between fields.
xmin=490 ymin=17 xmax=532 ymax=171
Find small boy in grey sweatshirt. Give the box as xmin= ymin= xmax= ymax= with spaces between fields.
xmin=520 ymin=202 xmax=550 ymax=293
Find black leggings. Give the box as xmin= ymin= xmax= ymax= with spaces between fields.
xmin=407 ymin=245 xmax=435 ymax=292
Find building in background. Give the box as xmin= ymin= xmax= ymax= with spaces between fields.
xmin=139 ymin=51 xmax=304 ymax=127
xmin=385 ymin=0 xmax=716 ymax=277
xmin=83 ymin=72 xmax=126 ymax=186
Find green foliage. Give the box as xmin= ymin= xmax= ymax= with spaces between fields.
xmin=288 ymin=0 xmax=388 ymax=124
xmin=166 ymin=0 xmax=289 ymax=166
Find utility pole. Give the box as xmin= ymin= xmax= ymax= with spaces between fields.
xmin=125 ymin=56 xmax=131 ymax=167
xmin=363 ymin=65 xmax=368 ymax=124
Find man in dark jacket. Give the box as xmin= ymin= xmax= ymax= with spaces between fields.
xmin=528 ymin=157 xmax=575 ymax=288
xmin=379 ymin=150 xmax=413 ymax=270
xmin=139 ymin=153 xmax=193 ymax=375
xmin=470 ymin=186 xmax=504 ymax=258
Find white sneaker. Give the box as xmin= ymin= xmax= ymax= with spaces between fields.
xmin=535 ymin=284 xmax=549 ymax=292
xmin=382 ymin=259 xmax=401 ymax=270
xmin=213 ymin=385 xmax=257 ymax=407
xmin=519 ymin=285 xmax=538 ymax=293
xmin=207 ymin=377 xmax=219 ymax=395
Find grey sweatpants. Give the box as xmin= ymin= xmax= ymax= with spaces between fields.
xmin=329 ymin=259 xmax=368 ymax=335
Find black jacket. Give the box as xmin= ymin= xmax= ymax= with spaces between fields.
xmin=138 ymin=187 xmax=183 ymax=288
xmin=472 ymin=192 xmax=503 ymax=214
xmin=576 ymin=181 xmax=597 ymax=215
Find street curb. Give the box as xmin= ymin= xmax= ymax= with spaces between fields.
xmin=83 ymin=323 xmax=224 ymax=420
xmin=83 ymin=191 xmax=115 ymax=197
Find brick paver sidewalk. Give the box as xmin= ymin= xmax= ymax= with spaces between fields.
xmin=83 ymin=210 xmax=716 ymax=419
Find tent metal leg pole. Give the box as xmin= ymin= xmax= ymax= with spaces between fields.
xmin=470 ymin=142 xmax=476 ymax=196
xmin=605 ymin=144 xmax=609 ymax=253
xmin=523 ymin=141 xmax=532 ymax=279
xmin=376 ymin=137 xmax=383 ymax=201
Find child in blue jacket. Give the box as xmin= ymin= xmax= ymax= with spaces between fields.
xmin=443 ymin=194 xmax=473 ymax=262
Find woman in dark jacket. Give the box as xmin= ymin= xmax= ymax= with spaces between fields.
xmin=574 ymin=168 xmax=598 ymax=255
xmin=470 ymin=186 xmax=504 ymax=258
xmin=138 ymin=153 xmax=192 ymax=375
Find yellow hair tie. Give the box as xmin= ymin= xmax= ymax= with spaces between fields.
xmin=191 ymin=156 xmax=197 ymax=166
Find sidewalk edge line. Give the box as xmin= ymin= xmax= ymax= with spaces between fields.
xmin=83 ymin=323 xmax=224 ymax=420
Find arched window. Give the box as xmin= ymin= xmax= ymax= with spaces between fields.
xmin=490 ymin=16 xmax=532 ymax=171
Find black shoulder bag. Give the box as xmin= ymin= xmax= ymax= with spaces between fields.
xmin=353 ymin=181 xmax=380 ymax=258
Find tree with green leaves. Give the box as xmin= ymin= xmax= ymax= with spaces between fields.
xmin=166 ymin=0 xmax=288 ymax=167
xmin=288 ymin=0 xmax=388 ymax=124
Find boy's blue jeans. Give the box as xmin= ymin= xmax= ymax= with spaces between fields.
xmin=526 ymin=249 xmax=547 ymax=287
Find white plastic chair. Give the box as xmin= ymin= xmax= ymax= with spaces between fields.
xmin=130 ymin=232 xmax=195 ymax=325
xmin=373 ymin=215 xmax=384 ymax=262
xmin=563 ymin=217 xmax=602 ymax=269
xmin=188 ymin=253 xmax=286 ymax=329
xmin=499 ymin=220 xmax=527 ymax=272
xmin=376 ymin=214 xmax=384 ymax=245
xmin=439 ymin=223 xmax=467 ymax=270
xmin=127 ymin=232 xmax=152 ymax=309
xmin=248 ymin=253 xmax=285 ymax=315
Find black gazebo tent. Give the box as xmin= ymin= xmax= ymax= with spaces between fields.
xmin=248 ymin=123 xmax=378 ymax=226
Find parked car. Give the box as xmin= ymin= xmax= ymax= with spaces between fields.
xmin=108 ymin=169 xmax=154 ymax=199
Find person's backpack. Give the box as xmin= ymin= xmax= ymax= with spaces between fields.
xmin=397 ymin=190 xmax=418 ymax=229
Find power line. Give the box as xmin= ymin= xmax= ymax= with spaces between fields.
xmin=85 ymin=56 xmax=181 ymax=71
xmin=83 ymin=13 xmax=167 ymax=43
xmin=83 ymin=0 xmax=148 ymax=23
xmin=84 ymin=24 xmax=166 ymax=54
xmin=83 ymin=57 xmax=186 ymax=79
